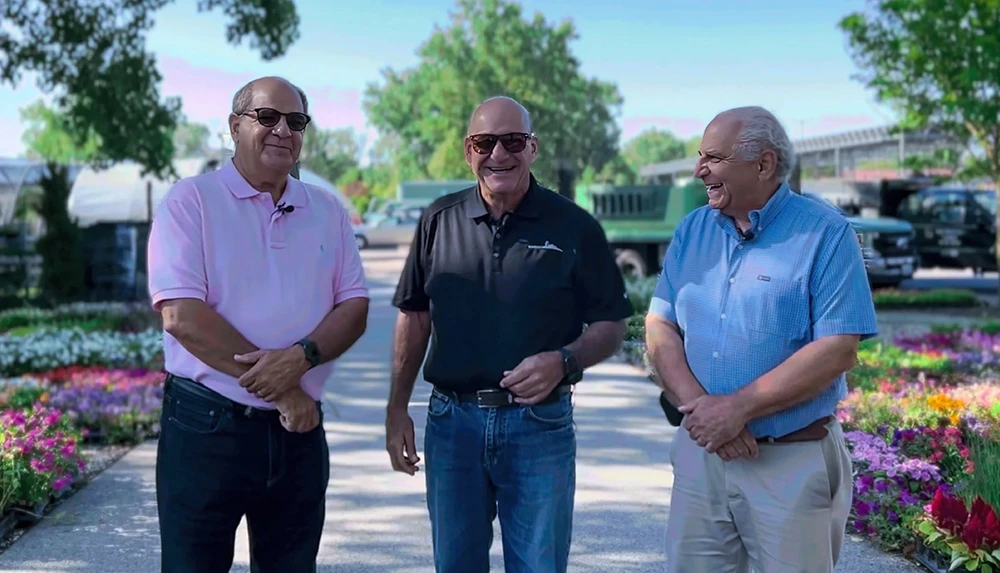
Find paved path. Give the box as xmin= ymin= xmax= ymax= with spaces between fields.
xmin=0 ymin=247 xmax=923 ymax=572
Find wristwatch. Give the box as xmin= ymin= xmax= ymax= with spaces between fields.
xmin=294 ymin=338 xmax=321 ymax=369
xmin=558 ymin=347 xmax=582 ymax=383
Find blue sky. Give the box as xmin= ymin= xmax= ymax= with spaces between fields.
xmin=0 ymin=0 xmax=894 ymax=158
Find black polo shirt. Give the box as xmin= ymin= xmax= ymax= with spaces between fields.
xmin=392 ymin=174 xmax=633 ymax=393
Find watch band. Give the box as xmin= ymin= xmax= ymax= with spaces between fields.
xmin=295 ymin=338 xmax=321 ymax=369
xmin=558 ymin=347 xmax=582 ymax=383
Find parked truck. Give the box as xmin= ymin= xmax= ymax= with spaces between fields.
xmin=573 ymin=179 xmax=707 ymax=279
xmin=574 ymin=178 xmax=920 ymax=288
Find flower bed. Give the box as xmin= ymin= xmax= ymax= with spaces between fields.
xmin=0 ymin=303 xmax=165 ymax=543
xmin=619 ymin=283 xmax=1000 ymax=570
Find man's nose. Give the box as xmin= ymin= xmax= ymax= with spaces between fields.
xmin=693 ymin=157 xmax=709 ymax=179
xmin=272 ymin=117 xmax=292 ymax=137
xmin=490 ymin=141 xmax=511 ymax=161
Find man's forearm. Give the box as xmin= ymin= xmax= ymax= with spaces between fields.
xmin=304 ymin=297 xmax=369 ymax=364
xmin=733 ymin=334 xmax=859 ymax=420
xmin=564 ymin=320 xmax=627 ymax=369
xmin=387 ymin=310 xmax=431 ymax=411
xmin=645 ymin=314 xmax=706 ymax=406
xmin=161 ymin=299 xmax=258 ymax=379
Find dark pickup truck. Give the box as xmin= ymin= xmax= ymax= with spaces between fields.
xmin=883 ymin=182 xmax=997 ymax=273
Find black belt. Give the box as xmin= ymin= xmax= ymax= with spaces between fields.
xmin=165 ymin=373 xmax=282 ymax=420
xmin=433 ymin=385 xmax=571 ymax=408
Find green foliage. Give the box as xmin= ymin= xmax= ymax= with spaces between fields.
xmin=299 ymin=127 xmax=364 ymax=187
xmin=33 ymin=164 xmax=86 ymax=305
xmin=1 ymin=0 xmax=300 ymax=178
xmin=838 ymin=1 xmax=1000 ymax=283
xmin=19 ymin=100 xmax=101 ymax=163
xmin=363 ymin=0 xmax=623 ymax=187
xmin=964 ymin=430 xmax=1000 ymax=516
xmin=624 ymin=275 xmax=657 ymax=316
xmin=838 ymin=1 xmax=1000 ymax=175
xmin=872 ymin=288 xmax=982 ymax=309
xmin=620 ymin=128 xmax=688 ymax=174
xmin=172 ymin=120 xmax=212 ymax=158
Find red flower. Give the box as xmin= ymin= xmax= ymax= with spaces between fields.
xmin=968 ymin=497 xmax=1000 ymax=551
xmin=931 ymin=488 xmax=968 ymax=535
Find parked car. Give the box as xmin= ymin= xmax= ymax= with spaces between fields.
xmin=353 ymin=205 xmax=424 ymax=249
xmin=802 ymin=192 xmax=919 ymax=288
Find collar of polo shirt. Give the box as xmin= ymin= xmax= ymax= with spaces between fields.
xmin=713 ymin=182 xmax=792 ymax=237
xmin=463 ymin=173 xmax=544 ymax=221
xmin=218 ymin=158 xmax=309 ymax=209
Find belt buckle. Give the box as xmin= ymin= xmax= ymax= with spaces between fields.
xmin=476 ymin=389 xmax=513 ymax=408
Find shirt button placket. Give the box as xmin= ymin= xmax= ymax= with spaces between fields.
xmin=491 ymin=230 xmax=501 ymax=272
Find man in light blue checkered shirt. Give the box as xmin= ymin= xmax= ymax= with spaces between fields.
xmin=645 ymin=106 xmax=878 ymax=573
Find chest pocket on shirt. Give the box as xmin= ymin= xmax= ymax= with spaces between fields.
xmin=499 ymin=240 xmax=573 ymax=306
xmin=741 ymin=265 xmax=810 ymax=340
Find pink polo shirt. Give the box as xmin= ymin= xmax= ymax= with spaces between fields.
xmin=146 ymin=159 xmax=368 ymax=409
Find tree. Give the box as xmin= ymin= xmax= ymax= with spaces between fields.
xmin=839 ymin=1 xmax=1000 ymax=280
xmin=2 ymin=0 xmax=300 ymax=178
xmin=620 ymin=128 xmax=687 ymax=174
xmin=34 ymin=163 xmax=87 ymax=305
xmin=299 ymin=127 xmax=364 ymax=185
xmin=363 ymin=0 xmax=623 ymax=188
xmin=173 ymin=121 xmax=213 ymax=158
xmin=20 ymin=100 xmax=101 ymax=164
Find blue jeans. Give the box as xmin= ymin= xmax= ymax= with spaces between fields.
xmin=424 ymin=387 xmax=577 ymax=573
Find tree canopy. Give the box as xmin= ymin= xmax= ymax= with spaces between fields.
xmin=299 ymin=127 xmax=365 ymax=187
xmin=839 ymin=1 xmax=999 ymax=182
xmin=362 ymin=0 xmax=624 ymax=188
xmin=839 ymin=0 xmax=1000 ymax=281
xmin=1 ymin=0 xmax=300 ymax=177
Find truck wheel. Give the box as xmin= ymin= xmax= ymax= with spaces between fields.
xmin=616 ymin=249 xmax=648 ymax=279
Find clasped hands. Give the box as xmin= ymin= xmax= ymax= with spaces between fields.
xmin=234 ymin=346 xmax=318 ymax=433
xmin=678 ymin=394 xmax=759 ymax=461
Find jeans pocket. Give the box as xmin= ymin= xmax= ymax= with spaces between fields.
xmin=427 ymin=391 xmax=454 ymax=418
xmin=526 ymin=395 xmax=574 ymax=425
xmin=165 ymin=394 xmax=226 ymax=435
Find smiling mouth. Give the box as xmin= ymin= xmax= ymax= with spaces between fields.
xmin=706 ymin=183 xmax=723 ymax=191
xmin=487 ymin=166 xmax=514 ymax=173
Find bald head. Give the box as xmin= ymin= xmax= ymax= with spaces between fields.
xmin=232 ymin=76 xmax=309 ymax=116
xmin=467 ymin=96 xmax=532 ymax=136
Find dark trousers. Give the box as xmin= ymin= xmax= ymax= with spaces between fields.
xmin=156 ymin=374 xmax=330 ymax=573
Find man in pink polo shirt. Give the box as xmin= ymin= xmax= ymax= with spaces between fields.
xmin=146 ymin=76 xmax=369 ymax=573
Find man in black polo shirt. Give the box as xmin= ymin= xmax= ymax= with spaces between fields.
xmin=384 ymin=95 xmax=632 ymax=573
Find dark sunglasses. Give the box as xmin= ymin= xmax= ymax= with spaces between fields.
xmin=468 ymin=132 xmax=534 ymax=155
xmin=241 ymin=107 xmax=311 ymax=132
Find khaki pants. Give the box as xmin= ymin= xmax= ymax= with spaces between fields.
xmin=664 ymin=418 xmax=852 ymax=573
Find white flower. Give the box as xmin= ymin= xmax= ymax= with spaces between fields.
xmin=0 ymin=328 xmax=163 ymax=377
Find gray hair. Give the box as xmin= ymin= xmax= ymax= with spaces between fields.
xmin=728 ymin=106 xmax=795 ymax=182
xmin=231 ymin=77 xmax=309 ymax=115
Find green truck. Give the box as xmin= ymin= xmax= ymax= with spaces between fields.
xmin=573 ymin=180 xmax=708 ymax=279
xmin=573 ymin=180 xmax=920 ymax=288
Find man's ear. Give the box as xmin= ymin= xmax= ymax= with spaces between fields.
xmin=228 ymin=113 xmax=241 ymax=145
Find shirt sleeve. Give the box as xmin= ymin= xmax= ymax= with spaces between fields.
xmin=648 ymin=224 xmax=683 ymax=324
xmin=333 ymin=205 xmax=369 ymax=304
xmin=574 ymin=217 xmax=634 ymax=323
xmin=810 ymin=222 xmax=879 ymax=340
xmin=146 ymin=183 xmax=208 ymax=311
xmin=391 ymin=209 xmax=431 ymax=312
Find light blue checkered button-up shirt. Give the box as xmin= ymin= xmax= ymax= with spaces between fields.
xmin=649 ymin=183 xmax=879 ymax=439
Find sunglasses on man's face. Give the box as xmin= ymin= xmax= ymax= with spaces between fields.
xmin=243 ymin=107 xmax=311 ymax=132
xmin=468 ymin=132 xmax=534 ymax=155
